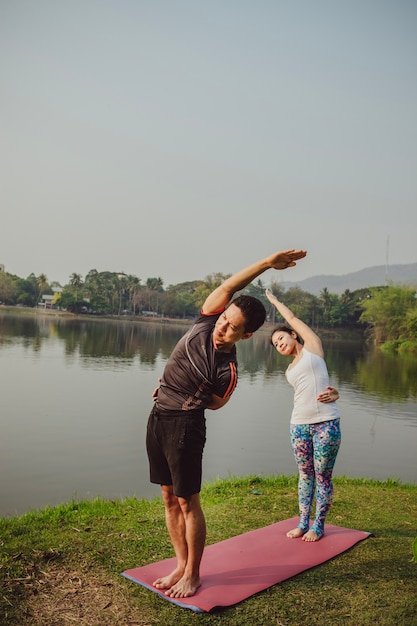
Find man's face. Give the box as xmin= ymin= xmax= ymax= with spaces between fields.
xmin=213 ymin=303 xmax=253 ymax=352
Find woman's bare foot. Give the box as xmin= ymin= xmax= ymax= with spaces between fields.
xmin=302 ymin=529 xmax=322 ymax=542
xmin=286 ymin=527 xmax=304 ymax=538
xmin=165 ymin=574 xmax=201 ymax=598
xmin=153 ymin=567 xmax=183 ymax=590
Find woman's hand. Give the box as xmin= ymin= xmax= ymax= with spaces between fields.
xmin=317 ymin=386 xmax=339 ymax=403
xmin=265 ymin=288 xmax=279 ymax=304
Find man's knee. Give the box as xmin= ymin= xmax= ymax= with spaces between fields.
xmin=161 ymin=485 xmax=177 ymax=507
xmin=178 ymin=493 xmax=200 ymax=515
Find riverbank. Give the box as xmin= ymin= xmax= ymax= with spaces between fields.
xmin=1 ymin=475 xmax=416 ymax=625
xmin=0 ymin=304 xmax=195 ymax=327
xmin=0 ymin=305 xmax=365 ymax=339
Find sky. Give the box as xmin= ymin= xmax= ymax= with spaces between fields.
xmin=1 ymin=0 xmax=416 ymax=288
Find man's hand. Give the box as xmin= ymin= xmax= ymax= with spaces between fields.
xmin=267 ymin=249 xmax=307 ymax=270
xmin=152 ymin=377 xmax=162 ymax=401
xmin=202 ymin=248 xmax=307 ymax=315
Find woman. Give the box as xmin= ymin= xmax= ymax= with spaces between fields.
xmin=265 ymin=289 xmax=341 ymax=542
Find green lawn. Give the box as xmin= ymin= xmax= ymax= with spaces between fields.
xmin=1 ymin=475 xmax=416 ymax=625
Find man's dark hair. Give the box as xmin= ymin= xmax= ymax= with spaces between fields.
xmin=231 ymin=295 xmax=266 ymax=333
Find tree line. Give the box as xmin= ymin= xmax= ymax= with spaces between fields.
xmin=0 ymin=268 xmax=416 ymax=353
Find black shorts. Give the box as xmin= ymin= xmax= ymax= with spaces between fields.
xmin=146 ymin=404 xmax=206 ymax=498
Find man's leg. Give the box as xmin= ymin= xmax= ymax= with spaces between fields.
xmin=153 ymin=485 xmax=187 ymax=591
xmin=153 ymin=486 xmax=206 ymax=598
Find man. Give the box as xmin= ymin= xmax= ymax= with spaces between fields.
xmin=146 ymin=248 xmax=307 ymax=598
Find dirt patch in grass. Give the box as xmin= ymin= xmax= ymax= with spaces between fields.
xmin=6 ymin=562 xmax=155 ymax=626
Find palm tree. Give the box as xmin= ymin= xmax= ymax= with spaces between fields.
xmin=36 ymin=273 xmax=48 ymax=307
xmin=126 ymin=275 xmax=141 ymax=315
xmin=146 ymin=277 xmax=164 ymax=291
xmin=69 ymin=273 xmax=83 ymax=289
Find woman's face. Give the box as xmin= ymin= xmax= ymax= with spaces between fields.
xmin=271 ymin=329 xmax=298 ymax=356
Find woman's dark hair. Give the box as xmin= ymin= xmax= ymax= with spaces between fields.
xmin=270 ymin=324 xmax=303 ymax=345
xmin=231 ymin=295 xmax=266 ymax=333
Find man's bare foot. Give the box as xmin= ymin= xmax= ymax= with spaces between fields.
xmin=165 ymin=574 xmax=201 ymax=598
xmin=153 ymin=567 xmax=183 ymax=590
xmin=286 ymin=527 xmax=304 ymax=539
xmin=302 ymin=529 xmax=321 ymax=542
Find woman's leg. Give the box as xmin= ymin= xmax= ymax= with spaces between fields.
xmin=306 ymin=419 xmax=341 ymax=541
xmin=288 ymin=424 xmax=315 ymax=537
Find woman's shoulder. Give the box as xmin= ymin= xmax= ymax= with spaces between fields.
xmin=302 ymin=347 xmax=325 ymax=361
xmin=302 ymin=332 xmax=324 ymax=357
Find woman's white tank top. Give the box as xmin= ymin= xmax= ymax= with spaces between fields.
xmin=285 ymin=348 xmax=341 ymax=425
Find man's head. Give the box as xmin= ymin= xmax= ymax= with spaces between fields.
xmin=213 ymin=296 xmax=266 ymax=352
xmin=232 ymin=295 xmax=266 ymax=333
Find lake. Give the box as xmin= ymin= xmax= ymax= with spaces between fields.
xmin=1 ymin=312 xmax=416 ymax=518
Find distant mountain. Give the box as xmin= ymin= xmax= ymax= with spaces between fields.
xmin=278 ymin=263 xmax=417 ymax=296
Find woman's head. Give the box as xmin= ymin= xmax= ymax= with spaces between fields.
xmin=270 ymin=324 xmax=302 ymax=356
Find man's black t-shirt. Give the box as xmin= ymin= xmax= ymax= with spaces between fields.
xmin=156 ymin=312 xmax=238 ymax=412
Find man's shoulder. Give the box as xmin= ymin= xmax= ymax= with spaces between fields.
xmin=193 ymin=310 xmax=222 ymax=326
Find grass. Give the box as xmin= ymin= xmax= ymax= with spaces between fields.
xmin=1 ymin=475 xmax=416 ymax=626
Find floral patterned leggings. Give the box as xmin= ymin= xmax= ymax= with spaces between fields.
xmin=290 ymin=419 xmax=341 ymax=537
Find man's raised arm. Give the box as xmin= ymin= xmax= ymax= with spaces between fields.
xmin=202 ymin=249 xmax=307 ymax=315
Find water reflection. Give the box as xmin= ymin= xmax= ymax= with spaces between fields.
xmin=0 ymin=314 xmax=185 ymax=366
xmin=1 ymin=312 xmax=416 ymax=517
xmin=2 ymin=314 xmax=416 ymax=402
xmin=353 ymin=350 xmax=417 ymax=401
xmin=236 ymin=332 xmax=417 ymax=402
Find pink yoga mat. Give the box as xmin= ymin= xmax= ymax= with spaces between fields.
xmin=122 ymin=516 xmax=371 ymax=612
